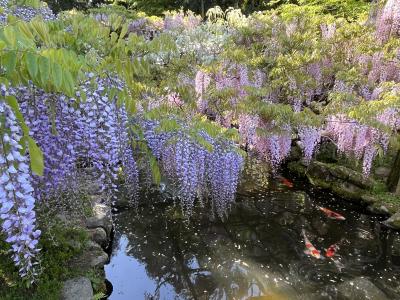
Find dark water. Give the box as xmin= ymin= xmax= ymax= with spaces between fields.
xmin=105 ymin=178 xmax=400 ymax=300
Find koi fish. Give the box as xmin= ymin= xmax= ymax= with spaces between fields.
xmin=276 ymin=175 xmax=293 ymax=188
xmin=318 ymin=206 xmax=346 ymax=221
xmin=325 ymin=243 xmax=339 ymax=258
xmin=302 ymin=229 xmax=322 ymax=259
xmin=325 ymin=241 xmax=345 ymax=271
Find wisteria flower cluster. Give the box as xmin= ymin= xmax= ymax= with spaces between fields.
xmin=142 ymin=119 xmax=244 ymax=217
xmin=16 ymin=77 xmax=139 ymax=205
xmin=297 ymin=125 xmax=322 ymax=164
xmin=0 ymin=98 xmax=41 ymax=281
xmin=0 ymin=0 xmax=55 ymax=23
xmin=324 ymin=113 xmax=400 ymax=177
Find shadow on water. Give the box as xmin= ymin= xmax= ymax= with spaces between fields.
xmin=105 ymin=179 xmax=400 ymax=300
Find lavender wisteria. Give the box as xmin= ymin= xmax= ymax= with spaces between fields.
xmin=17 ymin=77 xmax=140 ymax=205
xmin=325 ymin=109 xmax=400 ymax=177
xmin=143 ymin=119 xmax=244 ymax=217
xmin=297 ymin=125 xmax=322 ymax=164
xmin=0 ymin=100 xmax=41 ymax=281
xmin=0 ymin=0 xmax=55 ymax=23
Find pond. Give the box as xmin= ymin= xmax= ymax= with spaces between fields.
xmin=105 ymin=177 xmax=400 ymax=300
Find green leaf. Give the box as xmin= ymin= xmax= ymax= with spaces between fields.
xmin=52 ymin=63 xmax=62 ymax=90
xmin=2 ymin=51 xmax=17 ymax=74
xmin=25 ymin=52 xmax=38 ymax=78
xmin=38 ymin=56 xmax=51 ymax=87
xmin=3 ymin=26 xmax=16 ymax=48
xmin=27 ymin=137 xmax=44 ymax=176
xmin=62 ymin=70 xmax=75 ymax=97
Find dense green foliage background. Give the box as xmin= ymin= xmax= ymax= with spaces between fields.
xmin=44 ymin=0 xmax=372 ymax=17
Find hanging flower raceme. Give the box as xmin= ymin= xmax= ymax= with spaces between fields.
xmin=0 ymin=100 xmax=41 ymax=282
xmin=297 ymin=125 xmax=322 ymax=164
xmin=142 ymin=119 xmax=244 ymax=217
xmin=17 ymin=76 xmax=139 ymax=205
xmin=239 ymin=115 xmax=292 ymax=172
xmin=324 ymin=113 xmax=400 ymax=177
xmin=376 ymin=0 xmax=400 ymax=42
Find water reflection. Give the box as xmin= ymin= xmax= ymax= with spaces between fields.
xmin=106 ymin=184 xmax=400 ymax=300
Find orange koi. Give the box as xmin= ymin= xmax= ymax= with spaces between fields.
xmin=277 ymin=175 xmax=293 ymax=188
xmin=318 ymin=206 xmax=346 ymax=221
xmin=302 ymin=229 xmax=322 ymax=259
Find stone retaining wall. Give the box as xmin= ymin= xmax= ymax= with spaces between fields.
xmin=60 ymin=171 xmax=113 ymax=300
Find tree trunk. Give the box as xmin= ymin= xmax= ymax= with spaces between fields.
xmin=201 ymin=0 xmax=205 ymax=19
xmin=387 ymin=149 xmax=400 ymax=195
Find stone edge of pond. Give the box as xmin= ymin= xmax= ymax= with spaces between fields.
xmin=288 ymin=160 xmax=400 ymax=229
xmin=60 ymin=174 xmax=113 ymax=300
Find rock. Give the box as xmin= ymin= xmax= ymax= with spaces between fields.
xmin=375 ymin=167 xmax=391 ymax=178
xmin=360 ymin=194 xmax=379 ymax=205
xmin=88 ymin=227 xmax=108 ymax=247
xmin=86 ymin=240 xmax=103 ymax=251
xmin=347 ymin=171 xmax=375 ymax=190
xmin=367 ymin=204 xmax=390 ymax=215
xmin=86 ymin=204 xmax=112 ymax=236
xmin=77 ymin=249 xmax=109 ymax=269
xmin=113 ymin=197 xmax=131 ymax=210
xmin=61 ymin=277 xmax=93 ymax=300
xmin=331 ymin=181 xmax=365 ymax=201
xmin=382 ymin=212 xmax=400 ymax=230
xmin=307 ymin=161 xmax=335 ymax=183
xmin=336 ymin=277 xmax=389 ymax=300
xmin=329 ymin=165 xmax=352 ymax=181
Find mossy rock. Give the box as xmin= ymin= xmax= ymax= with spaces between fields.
xmin=383 ymin=212 xmax=400 ymax=229
xmin=331 ymin=181 xmax=366 ymax=202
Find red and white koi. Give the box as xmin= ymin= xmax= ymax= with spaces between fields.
xmin=317 ymin=206 xmax=346 ymax=221
xmin=302 ymin=229 xmax=322 ymax=259
xmin=325 ymin=243 xmax=339 ymax=258
xmin=325 ymin=241 xmax=345 ymax=271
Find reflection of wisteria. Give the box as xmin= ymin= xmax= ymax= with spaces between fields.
xmin=107 ymin=185 xmax=400 ymax=299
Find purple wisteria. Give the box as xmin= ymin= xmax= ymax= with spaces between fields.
xmin=142 ymin=119 xmax=244 ymax=217
xmin=297 ymin=125 xmax=322 ymax=164
xmin=0 ymin=100 xmax=41 ymax=281
xmin=17 ymin=76 xmax=140 ymax=204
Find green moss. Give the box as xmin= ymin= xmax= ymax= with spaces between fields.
xmin=0 ymin=223 xmax=103 ymax=300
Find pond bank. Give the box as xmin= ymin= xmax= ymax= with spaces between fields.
xmin=0 ymin=169 xmax=113 ymax=300
xmin=60 ymin=170 xmax=114 ymax=300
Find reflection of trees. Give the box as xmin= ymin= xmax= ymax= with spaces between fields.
xmin=112 ymin=189 xmax=400 ymax=299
